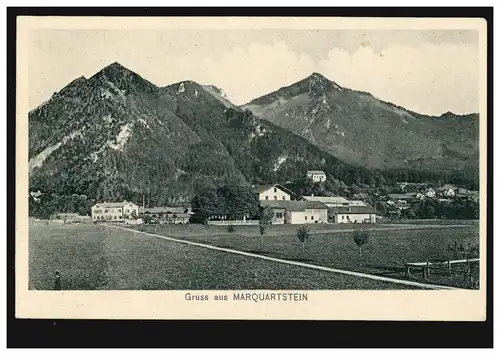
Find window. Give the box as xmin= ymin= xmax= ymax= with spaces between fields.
xmin=342 ymin=215 xmax=345 ymax=220
xmin=105 ymin=209 xmax=109 ymax=213
xmin=276 ymin=213 xmax=283 ymax=219
xmin=274 ymin=188 xmax=277 ymax=193
xmin=282 ymin=196 xmax=285 ymax=200
xmin=305 ymin=216 xmax=307 ymax=220
xmin=311 ymin=216 xmax=314 ymax=220
xmin=274 ymin=196 xmax=277 ymax=200
xmin=265 ymin=196 xmax=269 ymax=200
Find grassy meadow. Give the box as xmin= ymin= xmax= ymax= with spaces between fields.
xmin=136 ymin=223 xmax=480 ymax=288
xmin=29 ymin=223 xmax=424 ymax=290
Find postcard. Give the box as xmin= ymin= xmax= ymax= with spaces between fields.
xmin=16 ymin=15 xmax=488 ymax=320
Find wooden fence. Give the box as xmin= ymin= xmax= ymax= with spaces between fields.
xmin=207 ymin=220 xmax=260 ymax=226
xmin=405 ymin=258 xmax=480 ymax=279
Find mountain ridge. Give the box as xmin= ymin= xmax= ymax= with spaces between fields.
xmin=28 ymin=62 xmax=480 ymax=206
xmin=242 ymin=72 xmax=479 ymax=172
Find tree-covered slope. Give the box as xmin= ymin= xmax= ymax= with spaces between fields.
xmin=242 ymin=73 xmax=480 ymax=175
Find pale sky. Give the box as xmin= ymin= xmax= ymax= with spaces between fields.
xmin=28 ymin=29 xmax=479 ymax=116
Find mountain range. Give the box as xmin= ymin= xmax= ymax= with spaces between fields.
xmin=242 ymin=72 xmax=479 ymax=171
xmin=28 ymin=62 xmax=479 ymax=205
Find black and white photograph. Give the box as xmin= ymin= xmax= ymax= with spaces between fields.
xmin=14 ymin=14 xmax=489 ymax=323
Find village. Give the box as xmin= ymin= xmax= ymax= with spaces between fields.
xmin=42 ymin=170 xmax=480 ymax=227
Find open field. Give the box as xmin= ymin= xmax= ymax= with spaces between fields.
xmin=29 ymin=224 xmax=424 ymax=290
xmin=380 ymin=219 xmax=479 ymax=226
xmin=122 ymin=221 xmax=477 ymax=238
xmin=135 ymin=223 xmax=480 ymax=288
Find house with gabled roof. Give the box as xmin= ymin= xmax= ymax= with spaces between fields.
xmin=307 ymin=170 xmax=326 ymax=182
xmin=91 ymin=200 xmax=139 ymax=221
xmin=328 ymin=205 xmax=377 ymax=224
xmin=252 ymin=184 xmax=294 ymax=201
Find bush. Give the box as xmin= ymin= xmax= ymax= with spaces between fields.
xmin=227 ymin=224 xmax=235 ymax=233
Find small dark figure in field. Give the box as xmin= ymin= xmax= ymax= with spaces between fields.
xmin=54 ymin=270 xmax=61 ymax=290
xmin=227 ymin=224 xmax=235 ymax=233
xmin=296 ymin=225 xmax=310 ymax=258
xmin=353 ymin=229 xmax=370 ymax=266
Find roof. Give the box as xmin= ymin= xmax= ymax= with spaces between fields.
xmin=92 ymin=201 xmax=137 ymax=208
xmin=252 ymin=184 xmax=294 ymax=195
xmin=387 ymin=193 xmax=415 ymax=200
xmin=260 ymin=200 xmax=328 ymax=211
xmin=139 ymin=206 xmax=187 ymax=214
xmin=329 ymin=206 xmax=375 ymax=214
xmin=301 ymin=196 xmax=349 ymax=204
xmin=348 ymin=200 xmax=368 ymax=207
xmin=307 ymin=170 xmax=326 ymax=175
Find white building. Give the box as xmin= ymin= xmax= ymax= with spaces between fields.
xmin=91 ymin=201 xmax=139 ymax=221
xmin=329 ymin=206 xmax=377 ymax=224
xmin=300 ymin=195 xmax=350 ymax=208
xmin=424 ymin=188 xmax=436 ymax=198
xmin=260 ymin=200 xmax=328 ymax=224
xmin=307 ymin=170 xmax=327 ymax=182
xmin=252 ymin=184 xmax=294 ymax=201
xmin=443 ymin=188 xmax=456 ymax=197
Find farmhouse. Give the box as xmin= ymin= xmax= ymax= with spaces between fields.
xmin=260 ymin=200 xmax=328 ymax=225
xmin=139 ymin=206 xmax=190 ymax=224
xmin=300 ymin=195 xmax=350 ymax=208
xmin=252 ymin=184 xmax=294 ymax=201
xmin=91 ymin=201 xmax=139 ymax=221
xmin=329 ymin=205 xmax=377 ymax=224
xmin=307 ymin=170 xmax=327 ymax=182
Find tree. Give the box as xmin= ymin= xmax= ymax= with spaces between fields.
xmin=353 ymin=229 xmax=370 ymax=265
xmin=296 ymin=225 xmax=310 ymax=258
xmin=258 ymin=206 xmax=274 ymax=249
xmin=375 ymin=201 xmax=386 ymax=216
xmin=190 ymin=185 xmax=260 ymax=223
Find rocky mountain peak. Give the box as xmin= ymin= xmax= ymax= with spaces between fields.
xmin=89 ymin=61 xmax=159 ymax=95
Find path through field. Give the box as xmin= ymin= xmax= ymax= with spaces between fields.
xmin=29 ymin=223 xmax=433 ymax=290
xmin=105 ymin=224 xmax=456 ymax=290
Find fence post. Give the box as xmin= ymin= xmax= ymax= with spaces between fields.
xmin=426 ymin=260 xmax=431 ymax=275
xmin=422 ymin=266 xmax=427 ymax=280
xmin=405 ymin=264 xmax=411 ymax=278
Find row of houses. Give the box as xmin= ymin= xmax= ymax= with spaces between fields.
xmin=87 ymin=182 xmax=376 ymax=225
xmin=90 ymin=201 xmax=191 ymax=223
xmin=394 ymin=184 xmax=479 ymax=200
xmin=253 ymin=184 xmax=376 ymax=225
